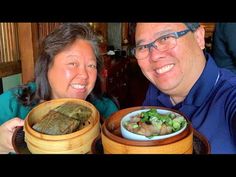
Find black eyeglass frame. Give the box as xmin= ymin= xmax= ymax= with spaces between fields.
xmin=132 ymin=28 xmax=192 ymax=59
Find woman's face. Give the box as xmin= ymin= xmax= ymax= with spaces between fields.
xmin=47 ymin=39 xmax=97 ymax=100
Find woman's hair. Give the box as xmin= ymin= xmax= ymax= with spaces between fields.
xmin=18 ymin=23 xmax=104 ymax=105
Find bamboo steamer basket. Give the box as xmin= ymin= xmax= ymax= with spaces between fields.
xmin=24 ymin=98 xmax=100 ymax=154
xmin=101 ymin=106 xmax=193 ymax=154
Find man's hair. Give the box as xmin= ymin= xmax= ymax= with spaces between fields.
xmin=184 ymin=23 xmax=200 ymax=31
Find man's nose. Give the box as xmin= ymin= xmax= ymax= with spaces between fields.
xmin=149 ymin=45 xmax=163 ymax=61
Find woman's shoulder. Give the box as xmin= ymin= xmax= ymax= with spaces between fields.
xmin=0 ymin=86 xmax=19 ymax=101
xmin=0 ymin=82 xmax=37 ymax=124
xmin=92 ymin=96 xmax=118 ymax=108
xmin=91 ymin=96 xmax=119 ymax=119
xmin=0 ymin=82 xmax=36 ymax=110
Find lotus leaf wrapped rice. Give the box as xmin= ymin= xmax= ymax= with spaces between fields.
xmin=32 ymin=102 xmax=92 ymax=135
xmin=32 ymin=111 xmax=80 ymax=135
xmin=54 ymin=102 xmax=92 ymax=122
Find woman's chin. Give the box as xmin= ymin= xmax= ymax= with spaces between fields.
xmin=66 ymin=93 xmax=87 ymax=100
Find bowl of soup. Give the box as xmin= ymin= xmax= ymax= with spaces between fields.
xmin=120 ymin=108 xmax=187 ymax=141
xmin=101 ymin=106 xmax=193 ymax=154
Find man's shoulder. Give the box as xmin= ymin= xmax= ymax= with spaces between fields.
xmin=219 ymin=69 xmax=236 ymax=87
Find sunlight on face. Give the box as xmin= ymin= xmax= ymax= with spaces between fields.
xmin=135 ymin=23 xmax=206 ymax=96
xmin=47 ymin=39 xmax=97 ymax=100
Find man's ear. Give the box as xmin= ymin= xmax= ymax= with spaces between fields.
xmin=194 ymin=25 xmax=205 ymax=50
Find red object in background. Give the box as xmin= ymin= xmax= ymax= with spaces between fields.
xmin=100 ymin=68 xmax=108 ymax=93
xmin=101 ymin=68 xmax=108 ymax=78
xmin=99 ymin=43 xmax=107 ymax=55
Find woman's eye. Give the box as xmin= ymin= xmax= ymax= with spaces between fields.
xmin=68 ymin=62 xmax=77 ymax=67
xmin=88 ymin=64 xmax=97 ymax=69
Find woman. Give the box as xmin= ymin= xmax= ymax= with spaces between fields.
xmin=0 ymin=23 xmax=118 ymax=153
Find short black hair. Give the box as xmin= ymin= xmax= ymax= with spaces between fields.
xmin=184 ymin=23 xmax=200 ymax=31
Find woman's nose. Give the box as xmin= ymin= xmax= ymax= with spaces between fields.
xmin=76 ymin=66 xmax=88 ymax=79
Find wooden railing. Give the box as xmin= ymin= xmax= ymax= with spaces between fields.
xmin=37 ymin=23 xmax=60 ymax=45
xmin=0 ymin=22 xmax=60 ymax=82
xmin=0 ymin=23 xmax=21 ymax=78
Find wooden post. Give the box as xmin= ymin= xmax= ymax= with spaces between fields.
xmin=17 ymin=23 xmax=38 ymax=84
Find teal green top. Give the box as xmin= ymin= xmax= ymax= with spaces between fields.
xmin=0 ymin=82 xmax=118 ymax=125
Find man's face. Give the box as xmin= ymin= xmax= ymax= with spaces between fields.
xmin=135 ymin=23 xmax=206 ymax=96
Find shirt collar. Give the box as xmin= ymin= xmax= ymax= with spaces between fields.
xmin=184 ymin=53 xmax=219 ymax=106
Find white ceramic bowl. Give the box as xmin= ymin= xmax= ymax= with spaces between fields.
xmin=120 ymin=108 xmax=187 ymax=141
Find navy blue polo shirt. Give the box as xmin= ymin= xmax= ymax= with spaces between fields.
xmin=143 ymin=53 xmax=236 ymax=154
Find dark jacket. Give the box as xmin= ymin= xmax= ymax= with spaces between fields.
xmin=212 ymin=23 xmax=236 ymax=74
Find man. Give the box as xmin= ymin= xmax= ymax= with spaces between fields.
xmin=133 ymin=23 xmax=236 ymax=154
xmin=212 ymin=23 xmax=236 ymax=74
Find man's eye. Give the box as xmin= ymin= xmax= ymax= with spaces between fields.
xmin=159 ymin=35 xmax=171 ymax=42
xmin=158 ymin=34 xmax=176 ymax=43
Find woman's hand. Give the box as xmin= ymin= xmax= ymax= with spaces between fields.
xmin=0 ymin=118 xmax=24 ymax=154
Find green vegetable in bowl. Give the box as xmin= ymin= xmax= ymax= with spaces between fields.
xmin=124 ymin=108 xmax=187 ymax=137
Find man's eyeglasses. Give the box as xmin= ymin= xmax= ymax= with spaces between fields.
xmin=132 ymin=28 xmax=191 ymax=60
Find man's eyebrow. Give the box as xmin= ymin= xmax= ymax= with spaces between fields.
xmin=136 ymin=29 xmax=173 ymax=46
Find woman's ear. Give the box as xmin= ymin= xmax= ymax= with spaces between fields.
xmin=194 ymin=25 xmax=206 ymax=50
